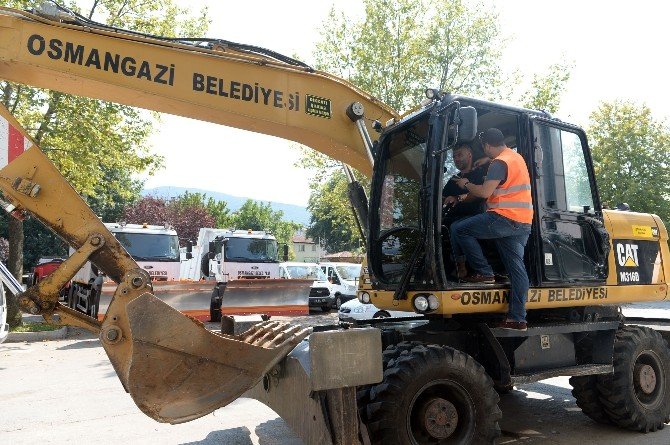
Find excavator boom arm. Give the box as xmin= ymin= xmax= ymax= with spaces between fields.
xmin=0 ymin=6 xmax=397 ymax=176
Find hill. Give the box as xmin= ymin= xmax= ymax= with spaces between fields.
xmin=142 ymin=186 xmax=311 ymax=226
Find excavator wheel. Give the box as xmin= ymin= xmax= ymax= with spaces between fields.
xmin=364 ymin=344 xmax=501 ymax=444
xmin=569 ymin=375 xmax=612 ymax=424
xmin=357 ymin=341 xmax=424 ymax=423
xmin=597 ymin=325 xmax=670 ymax=432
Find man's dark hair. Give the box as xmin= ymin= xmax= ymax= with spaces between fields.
xmin=480 ymin=128 xmax=505 ymax=147
xmin=454 ymin=143 xmax=472 ymax=152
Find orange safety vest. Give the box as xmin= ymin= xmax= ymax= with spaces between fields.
xmin=486 ymin=147 xmax=534 ymax=224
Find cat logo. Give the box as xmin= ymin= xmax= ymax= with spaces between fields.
xmin=616 ymin=243 xmax=639 ymax=267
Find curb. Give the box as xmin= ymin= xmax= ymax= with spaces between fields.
xmin=5 ymin=326 xmax=68 ymax=343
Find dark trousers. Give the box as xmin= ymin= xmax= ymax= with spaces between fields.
xmin=451 ymin=211 xmax=532 ymax=322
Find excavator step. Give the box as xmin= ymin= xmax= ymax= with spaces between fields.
xmin=491 ymin=320 xmax=620 ymax=338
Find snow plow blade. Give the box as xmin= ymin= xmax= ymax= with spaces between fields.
xmin=102 ymin=290 xmax=310 ymax=424
xmin=221 ymin=279 xmax=312 ymax=316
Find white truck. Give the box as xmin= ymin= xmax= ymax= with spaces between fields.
xmin=183 ymin=228 xmax=310 ymax=321
xmin=69 ymin=222 xmax=180 ymax=317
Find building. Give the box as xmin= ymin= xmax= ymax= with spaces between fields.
xmin=291 ymin=231 xmax=323 ymax=263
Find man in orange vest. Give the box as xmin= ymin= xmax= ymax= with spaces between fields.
xmin=450 ymin=128 xmax=533 ymax=331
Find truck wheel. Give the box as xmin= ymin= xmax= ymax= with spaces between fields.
xmin=364 ymin=344 xmax=501 ymax=444
xmin=569 ymin=375 xmax=611 ymax=424
xmin=597 ymin=326 xmax=670 ymax=432
xmin=210 ymin=287 xmax=222 ymax=323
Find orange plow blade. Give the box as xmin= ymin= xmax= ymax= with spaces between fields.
xmin=102 ymin=290 xmax=310 ymax=424
xmin=220 ymin=279 xmax=312 ymax=316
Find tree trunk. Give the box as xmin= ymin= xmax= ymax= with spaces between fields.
xmin=6 ymin=217 xmax=23 ymax=327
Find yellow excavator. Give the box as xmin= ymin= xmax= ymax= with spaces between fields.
xmin=1 ymin=3 xmax=669 ymax=444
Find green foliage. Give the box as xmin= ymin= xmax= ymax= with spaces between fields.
xmin=521 ymin=62 xmax=573 ymax=114
xmin=315 ymin=0 xmax=505 ymax=111
xmin=230 ymin=200 xmax=300 ymax=258
xmin=171 ymin=191 xmax=231 ymax=228
xmin=305 ymin=170 xmax=365 ymax=253
xmin=588 ymin=101 xmax=670 ymax=222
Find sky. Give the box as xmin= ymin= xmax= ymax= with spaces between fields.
xmin=141 ymin=0 xmax=670 ymax=206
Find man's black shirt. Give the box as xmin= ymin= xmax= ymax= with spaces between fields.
xmin=442 ymin=161 xmax=490 ymax=218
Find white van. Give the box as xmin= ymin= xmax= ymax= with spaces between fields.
xmin=319 ymin=262 xmax=361 ymax=309
xmin=279 ymin=262 xmax=334 ymax=311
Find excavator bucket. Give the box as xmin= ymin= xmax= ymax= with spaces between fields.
xmin=103 ymin=289 xmax=310 ymax=424
xmin=220 ymin=278 xmax=312 ymax=316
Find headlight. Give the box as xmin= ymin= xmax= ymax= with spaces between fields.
xmin=413 ymin=296 xmax=429 ymax=312
xmin=359 ymin=292 xmax=370 ymax=304
xmin=428 ymin=294 xmax=440 ymax=310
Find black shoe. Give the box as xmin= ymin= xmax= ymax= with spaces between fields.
xmin=496 ymin=320 xmax=527 ymax=331
xmin=462 ymin=273 xmax=495 ymax=284
xmin=494 ymin=274 xmax=510 ymax=284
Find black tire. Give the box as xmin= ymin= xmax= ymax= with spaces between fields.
xmin=210 ymin=287 xmax=222 ymax=323
xmin=597 ymin=326 xmax=670 ymax=432
xmin=364 ymin=344 xmax=501 ymax=444
xmin=335 ymin=296 xmax=343 ymax=309
xmin=357 ymin=341 xmax=424 ymax=423
xmin=569 ymin=375 xmax=611 ymax=424
xmin=373 ymin=311 xmax=391 ymax=319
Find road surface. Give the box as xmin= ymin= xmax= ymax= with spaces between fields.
xmin=1 ymin=304 xmax=669 ymax=444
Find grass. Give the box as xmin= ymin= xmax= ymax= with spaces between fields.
xmin=10 ymin=322 xmax=61 ymax=333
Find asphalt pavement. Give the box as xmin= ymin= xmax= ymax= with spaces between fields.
xmin=1 ymin=304 xmax=670 ymax=444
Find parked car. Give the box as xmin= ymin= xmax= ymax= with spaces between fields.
xmin=319 ymin=262 xmax=361 ymax=309
xmin=279 ymin=262 xmax=334 ymax=311
xmin=338 ymin=298 xmax=423 ymax=322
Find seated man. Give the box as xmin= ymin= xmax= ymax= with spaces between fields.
xmin=442 ymin=143 xmax=490 ymax=225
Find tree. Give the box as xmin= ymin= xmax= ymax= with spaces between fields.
xmin=0 ymin=0 xmax=209 ymax=327
xmin=230 ymin=200 xmax=300 ymax=258
xmin=521 ymin=61 xmax=573 ymax=114
xmin=314 ymin=0 xmax=505 ymax=111
xmin=123 ymin=195 xmax=216 ymax=247
xmin=588 ymin=101 xmax=670 ymax=222
xmin=122 ymin=196 xmax=169 ymax=226
xmin=306 ymin=171 xmax=364 ymax=253
xmin=171 ymin=191 xmax=231 ymax=229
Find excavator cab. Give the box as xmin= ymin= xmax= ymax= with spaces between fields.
xmin=367 ymin=94 xmax=611 ymax=303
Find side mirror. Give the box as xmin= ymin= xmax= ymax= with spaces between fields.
xmin=283 ymin=244 xmax=289 ymax=262
xmin=185 ymin=252 xmax=193 ymax=260
xmin=208 ymin=241 xmax=215 ymax=253
xmin=453 ymin=106 xmax=478 ymax=144
xmin=186 ymin=240 xmax=193 ymax=253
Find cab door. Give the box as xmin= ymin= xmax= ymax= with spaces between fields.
xmin=531 ymin=119 xmax=609 ymax=283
